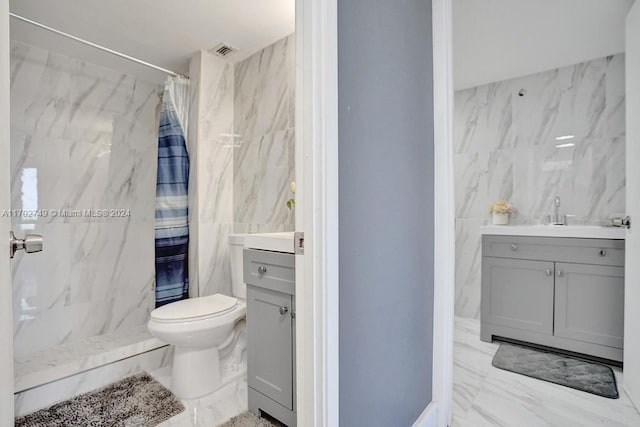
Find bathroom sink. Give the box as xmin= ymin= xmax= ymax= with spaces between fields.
xmin=480 ymin=225 xmax=626 ymax=239
xmin=243 ymin=232 xmax=296 ymax=253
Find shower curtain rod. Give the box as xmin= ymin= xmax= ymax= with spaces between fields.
xmin=9 ymin=12 xmax=187 ymax=78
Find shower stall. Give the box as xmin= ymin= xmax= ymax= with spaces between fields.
xmin=9 ymin=13 xmax=175 ymax=416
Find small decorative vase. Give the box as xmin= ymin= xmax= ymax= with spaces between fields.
xmin=492 ymin=212 xmax=509 ymax=225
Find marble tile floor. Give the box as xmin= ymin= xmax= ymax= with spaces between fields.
xmin=152 ymin=367 xmax=248 ymax=427
xmin=453 ymin=317 xmax=640 ymax=427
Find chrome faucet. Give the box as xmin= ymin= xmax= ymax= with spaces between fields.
xmin=544 ymin=195 xmax=567 ymax=225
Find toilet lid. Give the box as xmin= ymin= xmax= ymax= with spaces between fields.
xmin=151 ymin=294 xmax=238 ymax=322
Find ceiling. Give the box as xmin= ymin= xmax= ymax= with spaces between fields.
xmin=9 ymin=0 xmax=295 ymax=82
xmin=453 ymin=0 xmax=635 ymax=90
xmin=10 ymin=1 xmax=634 ymax=88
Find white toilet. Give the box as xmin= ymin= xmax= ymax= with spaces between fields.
xmin=148 ymin=234 xmax=247 ymax=399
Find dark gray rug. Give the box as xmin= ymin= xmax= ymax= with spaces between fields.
xmin=492 ymin=343 xmax=619 ymax=399
xmin=15 ymin=372 xmax=185 ymax=427
xmin=219 ymin=411 xmax=281 ymax=427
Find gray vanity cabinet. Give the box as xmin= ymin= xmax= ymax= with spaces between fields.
xmin=481 ymin=235 xmax=625 ymax=362
xmin=554 ymin=263 xmax=624 ymax=349
xmin=247 ymin=286 xmax=293 ymax=409
xmin=245 ymin=249 xmax=296 ymax=427
xmin=481 ymin=257 xmax=555 ymax=335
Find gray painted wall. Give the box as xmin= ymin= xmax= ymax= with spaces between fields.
xmin=338 ymin=1 xmax=435 ymax=425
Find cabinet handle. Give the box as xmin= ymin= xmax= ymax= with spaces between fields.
xmin=258 ymin=266 xmax=267 ymax=275
xmin=545 ymin=269 xmax=552 ymax=276
xmin=599 ymin=249 xmax=607 ymax=257
xmin=279 ymin=306 xmax=289 ymax=315
xmin=557 ymin=270 xmax=564 ymax=278
xmin=511 ymin=244 xmax=518 ymax=251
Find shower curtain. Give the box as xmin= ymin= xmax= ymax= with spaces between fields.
xmin=155 ymin=76 xmax=191 ymax=307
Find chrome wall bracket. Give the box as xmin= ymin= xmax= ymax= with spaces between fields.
xmin=10 ymin=231 xmax=43 ymax=258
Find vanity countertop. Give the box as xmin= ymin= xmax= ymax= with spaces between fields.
xmin=480 ymin=225 xmax=626 ymax=239
xmin=244 ymin=232 xmax=296 ymax=253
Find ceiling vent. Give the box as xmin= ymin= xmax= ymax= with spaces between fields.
xmin=212 ymin=43 xmax=238 ymax=58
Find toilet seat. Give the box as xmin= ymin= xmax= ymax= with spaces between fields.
xmin=150 ymin=294 xmax=238 ymax=323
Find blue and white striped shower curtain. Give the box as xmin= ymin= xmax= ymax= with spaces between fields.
xmin=155 ymin=77 xmax=190 ymax=307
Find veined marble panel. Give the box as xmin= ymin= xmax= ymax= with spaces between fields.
xmin=187 ymin=53 xmax=202 ymax=297
xmin=10 ymin=40 xmax=159 ymax=356
xmin=455 ymin=219 xmax=487 ymax=319
xmin=234 ymin=129 xmax=295 ymax=227
xmin=286 ymin=34 xmax=296 ymax=133
xmin=234 ymin=35 xmax=293 ymax=145
xmin=454 ymin=54 xmax=626 ymax=319
xmin=511 ymin=140 xmax=606 ymax=225
xmin=606 ymin=55 xmax=626 ymax=139
xmin=602 ymin=136 xmax=626 ymax=213
xmin=197 ymin=52 xmax=234 ymax=225
xmin=197 ymin=223 xmax=234 ymax=298
xmin=233 ymin=34 xmax=295 ymax=234
xmin=14 ymin=325 xmax=164 ymax=393
xmin=188 ymin=51 xmax=235 ymax=298
xmin=455 ymin=149 xmax=514 ymax=220
xmin=454 ymin=81 xmax=513 ymax=154
xmin=189 ymin=36 xmax=295 ymax=298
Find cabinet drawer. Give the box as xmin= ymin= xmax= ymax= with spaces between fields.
xmin=483 ymin=235 xmax=625 ymax=266
xmin=244 ymin=249 xmax=295 ymax=295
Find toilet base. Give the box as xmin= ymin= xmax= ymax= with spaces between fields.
xmin=171 ymin=345 xmax=221 ymax=399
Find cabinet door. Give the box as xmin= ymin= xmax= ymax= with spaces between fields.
xmin=554 ymin=263 xmax=624 ymax=348
xmin=482 ymin=257 xmax=555 ymax=334
xmin=247 ymin=285 xmax=293 ymax=410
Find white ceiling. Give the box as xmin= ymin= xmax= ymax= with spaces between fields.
xmin=453 ymin=0 xmax=635 ymax=90
xmin=9 ymin=0 xmax=295 ymax=82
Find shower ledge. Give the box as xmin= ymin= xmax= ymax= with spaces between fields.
xmin=14 ymin=325 xmax=166 ymax=393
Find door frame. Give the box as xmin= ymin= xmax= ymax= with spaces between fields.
xmin=295 ymin=0 xmax=340 ymax=425
xmin=1 ymin=0 xmax=14 ymax=423
xmin=624 ymin=0 xmax=640 ymax=411
xmin=296 ymin=0 xmax=455 ymax=426
xmin=431 ymin=0 xmax=455 ymax=425
xmin=0 ymin=0 xmax=456 ymax=424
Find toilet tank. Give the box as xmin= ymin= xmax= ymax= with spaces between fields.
xmin=228 ymin=234 xmax=247 ymax=299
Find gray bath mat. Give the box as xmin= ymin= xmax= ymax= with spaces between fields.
xmin=492 ymin=343 xmax=619 ymax=399
xmin=219 ymin=411 xmax=282 ymax=427
xmin=15 ymin=372 xmax=185 ymax=427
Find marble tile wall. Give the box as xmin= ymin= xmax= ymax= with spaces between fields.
xmin=10 ymin=41 xmax=160 ymax=357
xmin=233 ymin=34 xmax=295 ymax=234
xmin=188 ymin=51 xmax=235 ymax=298
xmin=454 ymin=54 xmax=626 ymax=319
xmin=188 ymin=34 xmax=295 ymax=299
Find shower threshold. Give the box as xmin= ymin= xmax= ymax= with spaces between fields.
xmin=14 ymin=325 xmax=166 ymax=393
